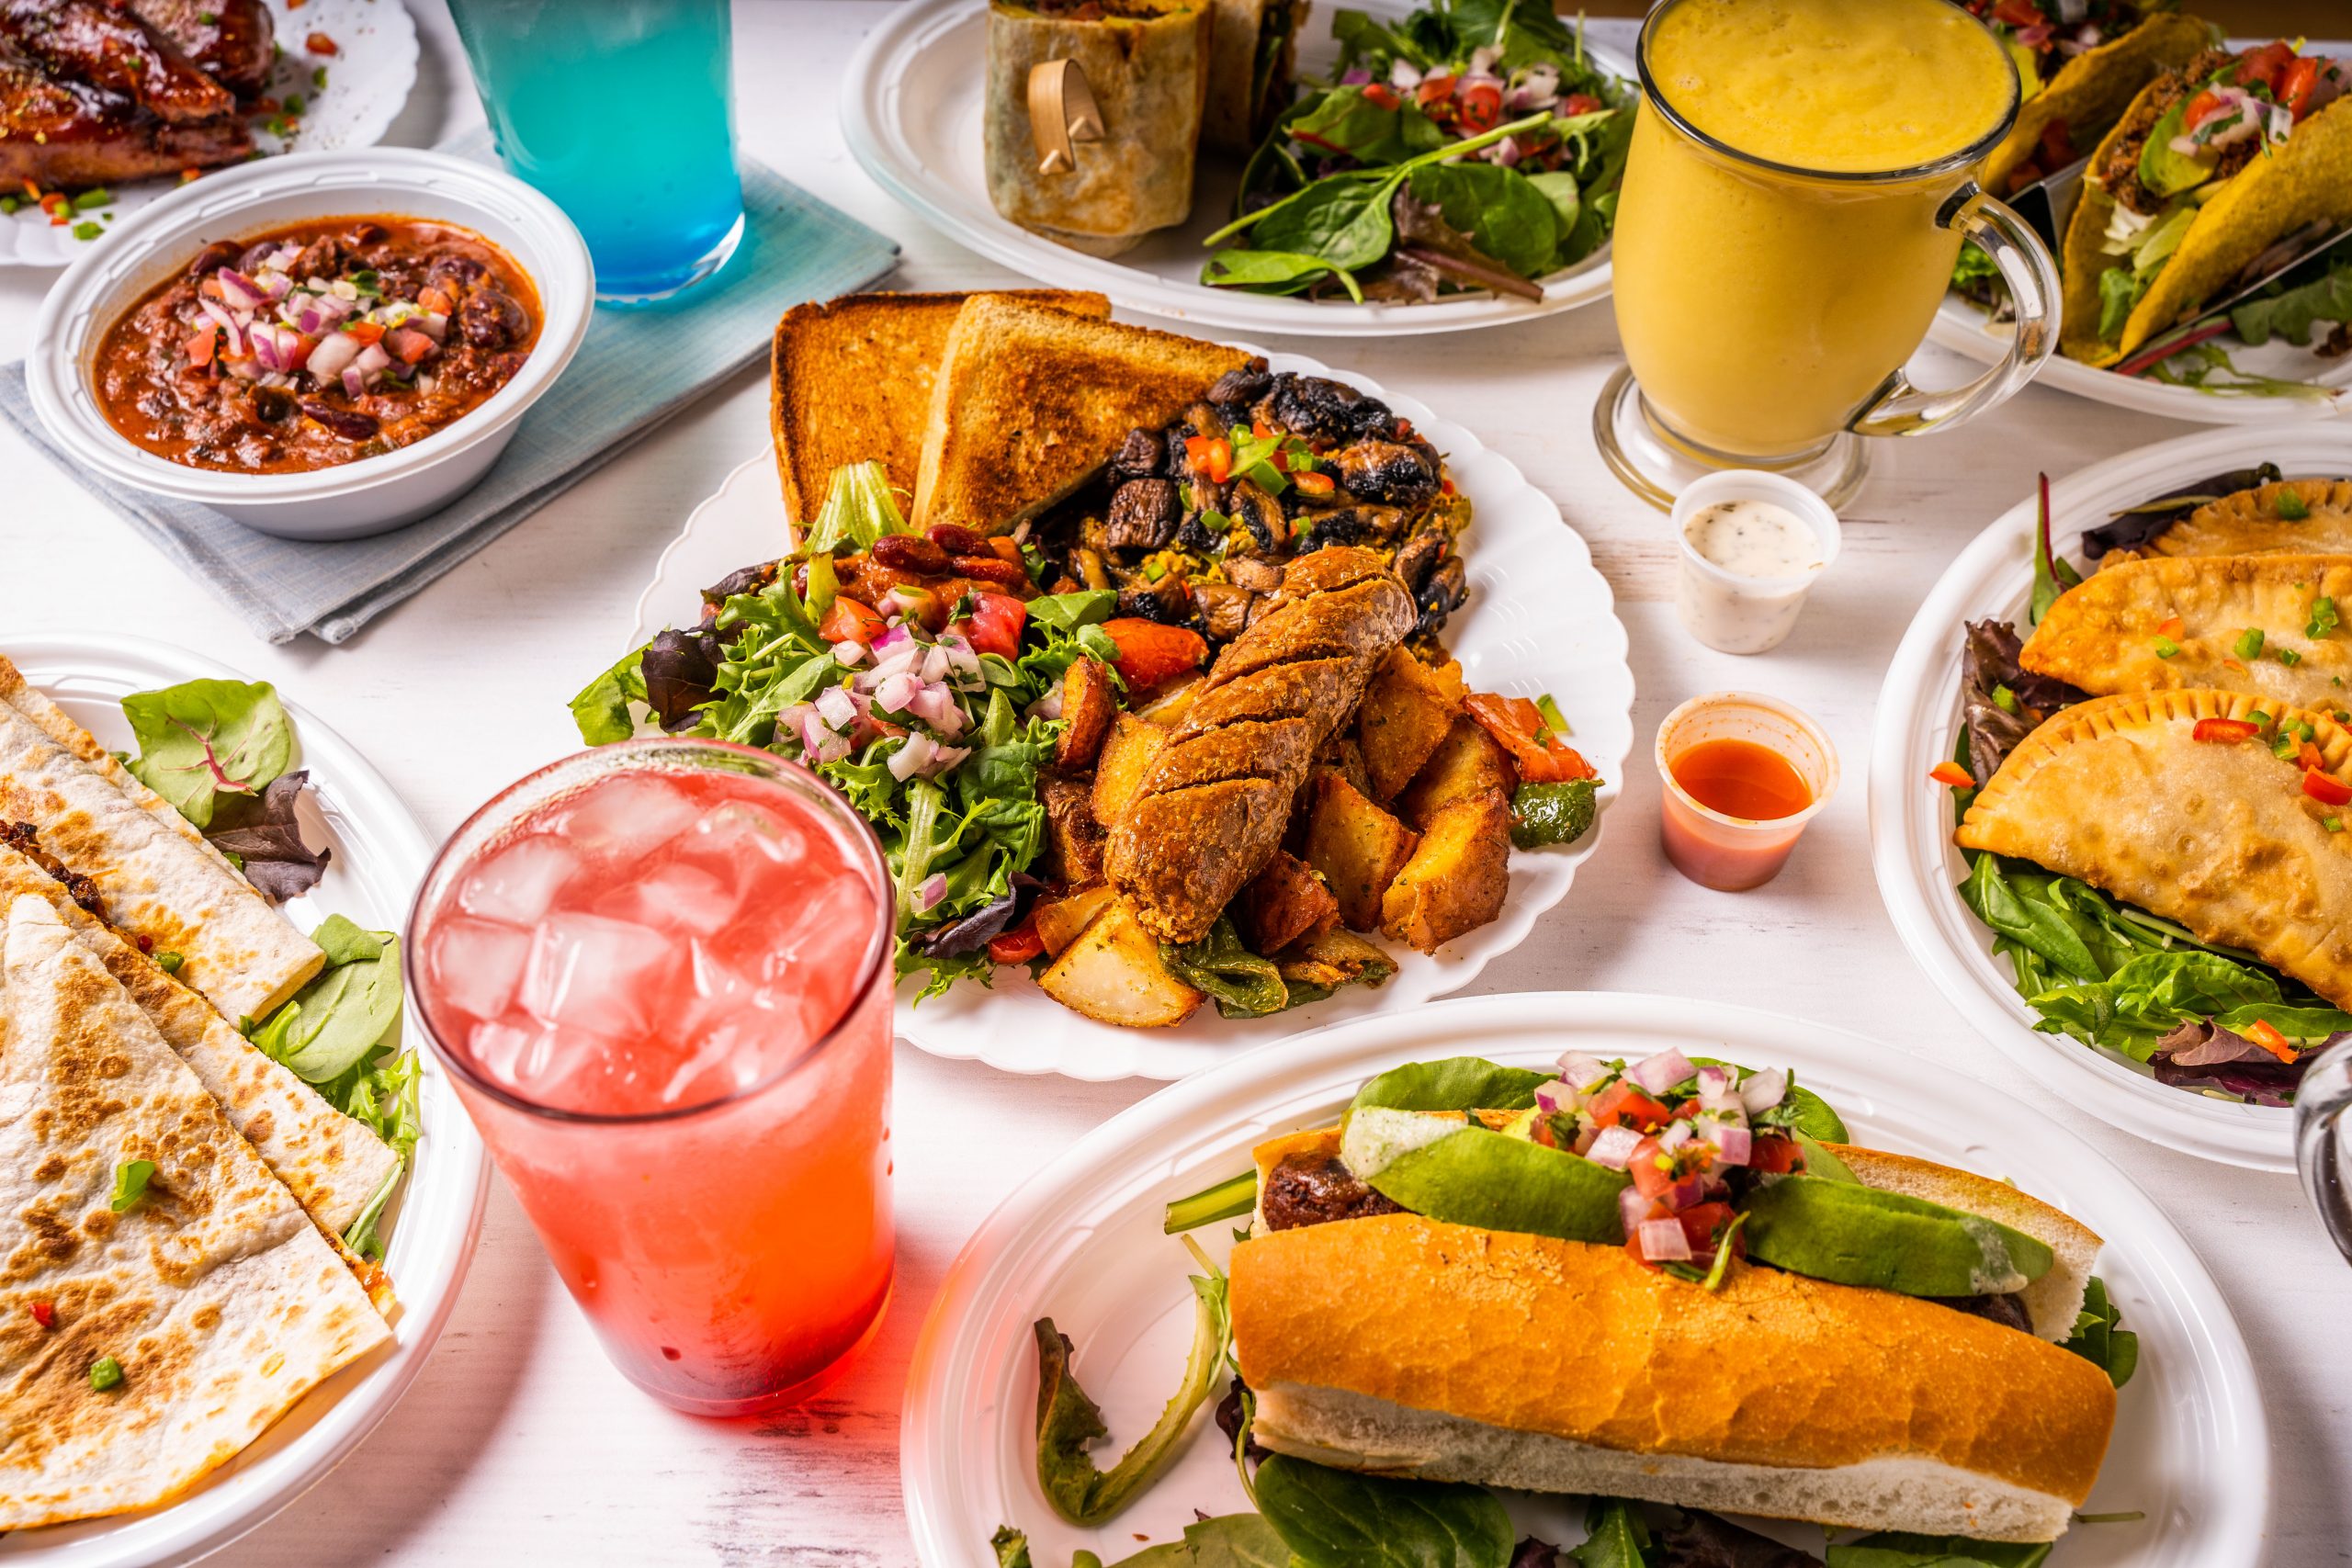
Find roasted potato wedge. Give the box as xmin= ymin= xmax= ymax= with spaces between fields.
xmin=1303 ymin=772 xmax=1420 ymax=932
xmin=1091 ymin=712 xmax=1171 ymax=829
xmin=1395 ymin=715 xmax=1520 ymax=831
xmin=1357 ymin=649 xmax=1466 ymax=802
xmin=1038 ymin=898 xmax=1204 ymax=1027
xmin=1055 ymin=656 xmax=1117 ymax=771
xmin=1240 ymin=851 xmax=1340 ymax=955
xmin=1041 ymin=776 xmax=1108 ymax=885
xmin=1035 ymin=883 xmax=1117 ymax=957
xmin=1381 ymin=788 xmax=1511 ymax=954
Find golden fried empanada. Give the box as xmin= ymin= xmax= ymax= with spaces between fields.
xmin=1957 ymin=689 xmax=2352 ymax=1009
xmin=2132 ymin=479 xmax=2352 ymax=560
xmin=2024 ymin=555 xmax=2352 ymax=711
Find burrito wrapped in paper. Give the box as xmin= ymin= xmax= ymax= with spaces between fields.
xmin=984 ymin=0 xmax=1212 ymax=256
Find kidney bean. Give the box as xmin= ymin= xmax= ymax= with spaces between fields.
xmin=871 ymin=534 xmax=952 ymax=575
xmin=300 ymin=400 xmax=380 ymax=441
xmin=926 ymin=522 xmax=987 ymax=556
xmin=186 ymin=240 xmax=241 ymax=278
xmin=952 ymin=555 xmax=1030 ymax=590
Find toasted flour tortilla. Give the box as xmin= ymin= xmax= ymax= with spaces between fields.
xmin=0 ymin=845 xmax=396 ymax=1235
xmin=0 ymin=896 xmax=389 ymax=1530
xmin=0 ymin=655 xmax=321 ymax=1021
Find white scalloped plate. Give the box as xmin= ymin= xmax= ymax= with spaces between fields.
xmin=628 ymin=351 xmax=1634 ymax=1081
xmin=840 ymin=0 xmax=1634 ymax=336
xmin=0 ymin=634 xmax=488 ymax=1568
xmin=1871 ymin=424 xmax=2352 ymax=1172
xmin=1 ymin=0 xmax=419 ymax=268
xmin=900 ymin=993 xmax=2270 ymax=1568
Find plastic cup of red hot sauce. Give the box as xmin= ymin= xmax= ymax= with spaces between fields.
xmin=1656 ymin=693 xmax=1839 ymax=891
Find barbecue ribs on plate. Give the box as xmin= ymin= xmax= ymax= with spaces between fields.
xmin=0 ymin=0 xmax=270 ymax=191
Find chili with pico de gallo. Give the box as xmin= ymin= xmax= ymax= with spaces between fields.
xmin=93 ymin=216 xmax=541 ymax=475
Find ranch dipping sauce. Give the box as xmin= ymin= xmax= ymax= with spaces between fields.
xmin=1670 ymin=476 xmax=1839 ymax=655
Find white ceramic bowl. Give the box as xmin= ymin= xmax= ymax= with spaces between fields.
xmin=27 ymin=149 xmax=593 ymax=542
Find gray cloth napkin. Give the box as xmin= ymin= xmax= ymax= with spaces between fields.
xmin=0 ymin=152 xmax=899 ymax=644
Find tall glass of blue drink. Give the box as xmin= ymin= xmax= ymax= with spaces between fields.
xmin=447 ymin=0 xmax=745 ymax=304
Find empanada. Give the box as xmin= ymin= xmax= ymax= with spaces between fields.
xmin=2127 ymin=479 xmax=2352 ymax=560
xmin=1957 ymin=689 xmax=2352 ymax=1009
xmin=2024 ymin=555 xmax=2352 ymax=712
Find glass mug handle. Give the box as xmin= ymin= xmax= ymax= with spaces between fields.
xmin=1845 ymin=182 xmax=2060 ymax=439
xmin=2295 ymin=1037 xmax=2352 ymax=1264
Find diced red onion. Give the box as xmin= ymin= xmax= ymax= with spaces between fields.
xmin=258 ymin=269 xmax=292 ymax=301
xmin=1340 ymin=66 xmax=1372 ymax=85
xmin=871 ymin=623 xmax=913 ymax=656
xmin=1628 ymin=1049 xmax=1695 ymax=1096
xmin=354 ymin=344 xmax=391 ymax=376
xmin=1737 ymin=1067 xmax=1788 ymax=1116
xmin=1586 ymin=1123 xmax=1642 ymax=1169
xmin=1697 ymin=1093 xmax=1747 ymax=1124
xmin=2015 ymin=21 xmax=2052 ymax=46
xmin=341 ymin=366 xmax=366 ymax=399
xmin=1467 ymin=44 xmax=1501 ymax=76
xmin=1389 ymin=58 xmax=1423 ymax=89
xmin=1487 ymin=136 xmax=1521 ymax=168
xmin=1027 ymin=680 xmax=1066 ymax=722
xmin=218 ymin=269 xmax=268 ymax=310
xmin=1531 ymin=1077 xmax=1573 ymax=1115
xmin=1712 ymin=1125 xmax=1753 ymax=1167
xmin=1662 ymin=1173 xmax=1706 ymax=1212
xmin=908 ymin=684 xmax=960 ymax=730
xmin=1695 ymin=1066 xmax=1732 ymax=1099
xmin=919 ymin=645 xmax=950 ymax=683
xmin=930 ymin=744 xmax=970 ymax=773
xmin=834 ymin=641 xmax=868 ymax=667
xmin=888 ymin=731 xmax=937 ymax=781
xmin=884 ymin=586 xmax=929 ymax=618
xmin=252 ymin=330 xmax=280 ymax=372
xmin=815 ymin=686 xmax=857 ymax=728
xmin=1555 ymin=1051 xmax=1611 ymax=1091
xmin=413 ymin=310 xmax=448 ymax=342
xmin=268 ymin=243 xmax=302 ymax=272
xmin=1619 ymin=1186 xmax=1655 ymax=1238
xmin=915 ymin=873 xmax=949 ymax=912
xmin=874 ymin=671 xmax=920 ymax=716
xmin=225 ymin=355 xmax=259 ymax=380
xmin=1638 ymin=1219 xmax=1691 ymax=1263
xmin=1657 ymin=1122 xmax=1692 ymax=1154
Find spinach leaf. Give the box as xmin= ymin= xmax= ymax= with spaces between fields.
xmin=571 ymin=646 xmax=649 ymax=744
xmin=1287 ymin=86 xmax=1444 ymax=164
xmin=311 ymin=913 xmax=382 ymax=967
xmin=2060 ymin=1274 xmax=2139 ymax=1389
xmin=1407 ymin=163 xmax=1557 ymax=281
xmin=1255 ymin=1455 xmax=1515 ymax=1568
xmin=2232 ymin=255 xmax=2352 ymax=348
xmin=1162 ymin=917 xmax=1289 ymax=1019
xmin=2028 ymin=951 xmax=2314 ymax=1061
xmin=1350 ymin=1056 xmax=1553 ymax=1117
xmin=1182 ymin=1515 xmax=1294 ymax=1568
xmin=1958 ymin=853 xmax=2106 ymax=985
xmin=1826 ymin=1537 xmax=2051 ymax=1568
xmin=1568 ymin=1499 xmax=1649 ymax=1568
xmin=1252 ymin=175 xmax=1404 ymax=274
xmin=1033 ymin=1262 xmax=1231 ymax=1526
xmin=1330 ymin=7 xmax=1435 ymax=71
xmin=121 ymin=678 xmax=293 ymax=829
xmin=1030 ymin=591 xmax=1120 ymax=634
xmin=1203 ymin=249 xmax=1355 ymax=299
xmin=1523 ymin=170 xmax=1580 ymax=243
xmin=250 ymin=926 xmax=404 ymax=1084
xmin=991 ymin=1528 xmax=1035 ymax=1568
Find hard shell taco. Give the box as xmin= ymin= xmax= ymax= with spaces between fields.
xmin=2061 ymin=39 xmax=2352 ymax=367
xmin=1964 ymin=1 xmax=2214 ymax=197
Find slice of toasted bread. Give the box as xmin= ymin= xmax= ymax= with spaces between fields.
xmin=770 ymin=289 xmax=1110 ymax=524
xmin=913 ymin=298 xmax=1253 ymax=535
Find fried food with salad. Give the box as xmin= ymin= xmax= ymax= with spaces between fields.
xmin=1939 ymin=467 xmax=2352 ymax=1106
xmin=992 ymin=1047 xmax=2137 ymax=1567
xmin=571 ymin=292 xmax=1603 ymax=1030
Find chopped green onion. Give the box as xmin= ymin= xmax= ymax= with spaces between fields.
xmin=2278 ymin=491 xmax=2311 ymax=522
xmin=154 ymin=950 xmax=185 ymax=974
xmin=73 ymin=187 xmax=110 ymax=210
xmin=109 ymin=1159 xmax=155 ymax=1213
xmin=2234 ymin=628 xmax=2266 ymax=660
xmin=2153 ymin=637 xmax=2180 ymax=659
xmin=313 ymin=64 xmax=329 ymax=89
xmin=1142 ymin=558 xmax=1165 ymax=582
xmin=71 ymin=220 xmax=101 ymax=241
xmin=1 ymin=194 xmax=18 ymax=214
xmin=89 ymin=1356 xmax=123 ymax=1392
xmin=2308 ymin=596 xmax=2339 ymax=639
xmin=1536 ymin=694 xmax=1571 ymax=735
xmin=2278 ymin=648 xmax=2304 ymax=667
xmin=2250 ymin=711 xmax=2274 ymax=729
xmin=2329 ymin=818 xmax=2345 ymax=833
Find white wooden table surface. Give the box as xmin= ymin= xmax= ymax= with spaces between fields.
xmin=5 ymin=4 xmax=2345 ymax=1564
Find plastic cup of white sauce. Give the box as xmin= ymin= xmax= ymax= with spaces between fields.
xmin=1670 ymin=471 xmax=1840 ymax=655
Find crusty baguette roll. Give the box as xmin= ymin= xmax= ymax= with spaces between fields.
xmin=1232 ymin=1213 xmax=2117 ymax=1544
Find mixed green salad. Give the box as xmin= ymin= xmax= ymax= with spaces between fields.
xmin=119 ymin=677 xmax=419 ymax=1258
xmin=1204 ymin=0 xmax=1633 ymax=303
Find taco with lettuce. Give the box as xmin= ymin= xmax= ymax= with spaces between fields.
xmin=2062 ymin=39 xmax=2352 ymax=367
xmin=1962 ymin=0 xmax=2213 ymax=197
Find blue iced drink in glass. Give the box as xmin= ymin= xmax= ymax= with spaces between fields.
xmin=448 ymin=0 xmax=745 ymax=303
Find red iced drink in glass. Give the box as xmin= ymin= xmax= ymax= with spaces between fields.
xmin=407 ymin=740 xmax=893 ymax=1416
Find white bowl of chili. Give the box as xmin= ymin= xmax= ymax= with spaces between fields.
xmin=26 ymin=148 xmax=594 ymax=541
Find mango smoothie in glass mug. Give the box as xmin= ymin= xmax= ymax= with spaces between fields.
xmin=1599 ymin=0 xmax=2060 ymax=509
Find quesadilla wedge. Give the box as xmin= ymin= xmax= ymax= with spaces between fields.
xmin=0 ymin=654 xmax=322 ymax=1021
xmin=2021 ymin=554 xmax=2352 ymax=709
xmin=0 ymin=844 xmax=397 ymax=1235
xmin=2062 ymin=39 xmax=2352 ymax=367
xmin=1957 ymin=688 xmax=2352 ymax=1010
xmin=0 ymin=895 xmax=389 ymax=1531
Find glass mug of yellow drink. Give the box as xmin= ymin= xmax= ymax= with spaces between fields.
xmin=1598 ymin=0 xmax=2060 ymax=508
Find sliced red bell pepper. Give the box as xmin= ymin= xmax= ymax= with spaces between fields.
xmin=1464 ymin=692 xmax=1596 ymax=784
xmin=1293 ymin=468 xmax=1335 ymax=497
xmin=2192 ymin=717 xmax=2260 ymax=744
xmin=29 ymin=1301 xmax=56 ymax=1329
xmin=988 ymin=919 xmax=1046 ymax=965
xmin=1928 ymin=761 xmax=1975 ymax=788
xmin=2304 ymin=769 xmax=2352 ymax=807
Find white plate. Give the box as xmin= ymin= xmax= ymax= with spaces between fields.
xmin=900 ymin=992 xmax=2271 ymax=1568
xmin=1 ymin=0 xmax=419 ymax=269
xmin=628 ymin=351 xmax=1634 ymax=1081
xmin=0 ymin=634 xmax=488 ymax=1568
xmin=840 ymin=0 xmax=1633 ymax=336
xmin=1870 ymin=423 xmax=2352 ymax=1173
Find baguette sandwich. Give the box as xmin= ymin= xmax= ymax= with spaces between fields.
xmin=1001 ymin=1048 xmax=2138 ymax=1565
